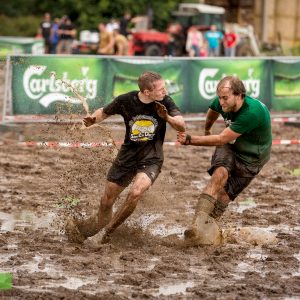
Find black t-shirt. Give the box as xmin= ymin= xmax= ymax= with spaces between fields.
xmin=103 ymin=91 xmax=181 ymax=166
xmin=58 ymin=23 xmax=75 ymax=40
xmin=40 ymin=21 xmax=52 ymax=39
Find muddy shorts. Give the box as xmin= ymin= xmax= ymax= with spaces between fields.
xmin=208 ymin=144 xmax=263 ymax=201
xmin=107 ymin=161 xmax=162 ymax=187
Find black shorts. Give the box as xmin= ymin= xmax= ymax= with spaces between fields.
xmin=107 ymin=161 xmax=162 ymax=187
xmin=208 ymin=144 xmax=263 ymax=200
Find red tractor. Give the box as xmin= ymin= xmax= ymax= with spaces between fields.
xmin=130 ymin=3 xmax=261 ymax=57
xmin=130 ymin=31 xmax=170 ymax=56
xmin=130 ymin=3 xmax=225 ymax=56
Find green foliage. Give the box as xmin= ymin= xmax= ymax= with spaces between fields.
xmin=1 ymin=0 xmax=183 ymax=36
xmin=58 ymin=196 xmax=81 ymax=209
xmin=0 ymin=15 xmax=40 ymax=37
xmin=290 ymin=168 xmax=300 ymax=176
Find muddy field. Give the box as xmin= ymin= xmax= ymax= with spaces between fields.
xmin=0 ymin=62 xmax=300 ymax=299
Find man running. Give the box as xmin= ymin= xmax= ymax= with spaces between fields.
xmin=66 ymin=71 xmax=185 ymax=244
xmin=178 ymin=76 xmax=272 ymax=245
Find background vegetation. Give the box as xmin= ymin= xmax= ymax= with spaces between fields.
xmin=0 ymin=0 xmax=196 ymax=37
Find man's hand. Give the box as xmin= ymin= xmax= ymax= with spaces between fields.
xmin=83 ymin=116 xmax=96 ymax=127
xmin=155 ymin=101 xmax=168 ymax=120
xmin=177 ymin=131 xmax=191 ymax=145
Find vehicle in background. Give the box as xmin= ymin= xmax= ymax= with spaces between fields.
xmin=77 ymin=30 xmax=99 ymax=54
xmin=76 ymin=3 xmax=263 ymax=57
xmin=130 ymin=3 xmax=261 ymax=57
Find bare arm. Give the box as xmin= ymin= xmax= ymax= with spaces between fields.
xmin=204 ymin=108 xmax=220 ymax=135
xmin=178 ymin=127 xmax=241 ymax=146
xmin=83 ymin=108 xmax=109 ymax=127
xmin=166 ymin=115 xmax=186 ymax=132
xmin=155 ymin=102 xmax=185 ymax=132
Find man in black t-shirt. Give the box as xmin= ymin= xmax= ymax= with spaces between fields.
xmin=66 ymin=71 xmax=185 ymax=244
xmin=56 ymin=15 xmax=76 ymax=54
xmin=38 ymin=12 xmax=52 ymax=54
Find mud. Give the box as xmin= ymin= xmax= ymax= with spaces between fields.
xmin=0 ymin=61 xmax=300 ymax=299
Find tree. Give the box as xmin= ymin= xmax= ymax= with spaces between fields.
xmin=1 ymin=0 xmax=184 ymax=36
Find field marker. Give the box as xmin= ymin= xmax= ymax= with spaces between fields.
xmin=2 ymin=115 xmax=300 ymax=124
xmin=0 ymin=139 xmax=300 ymax=148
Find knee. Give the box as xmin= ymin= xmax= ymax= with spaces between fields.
xmin=213 ymin=166 xmax=229 ymax=180
xmin=128 ymin=186 xmax=143 ymax=204
xmin=101 ymin=193 xmax=115 ymax=209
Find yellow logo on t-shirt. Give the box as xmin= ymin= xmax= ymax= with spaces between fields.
xmin=130 ymin=115 xmax=158 ymax=142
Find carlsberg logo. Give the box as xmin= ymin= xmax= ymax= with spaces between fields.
xmin=23 ymin=65 xmax=97 ymax=107
xmin=199 ymin=68 xmax=261 ymax=100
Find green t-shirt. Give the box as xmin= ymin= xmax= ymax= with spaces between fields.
xmin=209 ymin=95 xmax=272 ymax=166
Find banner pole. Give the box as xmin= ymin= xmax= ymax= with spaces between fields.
xmin=2 ymin=56 xmax=11 ymax=123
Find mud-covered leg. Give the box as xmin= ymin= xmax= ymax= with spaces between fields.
xmin=101 ymin=172 xmax=152 ymax=243
xmin=210 ymin=189 xmax=231 ymax=220
xmin=184 ymin=167 xmax=228 ymax=245
xmin=65 ymin=181 xmax=124 ymax=244
xmin=77 ymin=205 xmax=113 ymax=237
xmin=184 ymin=193 xmax=222 ymax=245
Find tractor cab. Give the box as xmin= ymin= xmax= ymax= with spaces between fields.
xmin=172 ymin=3 xmax=225 ymax=33
xmin=167 ymin=3 xmax=225 ymax=56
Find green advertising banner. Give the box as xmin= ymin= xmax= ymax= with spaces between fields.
xmin=0 ymin=37 xmax=44 ymax=56
xmin=106 ymin=58 xmax=186 ymax=110
xmin=8 ymin=55 xmax=300 ymax=117
xmin=272 ymin=59 xmax=300 ymax=110
xmin=184 ymin=59 xmax=272 ymax=112
xmin=0 ymin=273 xmax=12 ymax=290
xmin=11 ymin=56 xmax=107 ymax=115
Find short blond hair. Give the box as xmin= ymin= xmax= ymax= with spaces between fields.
xmin=138 ymin=71 xmax=162 ymax=92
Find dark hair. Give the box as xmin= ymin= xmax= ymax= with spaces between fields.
xmin=138 ymin=71 xmax=162 ymax=92
xmin=217 ymin=76 xmax=246 ymax=98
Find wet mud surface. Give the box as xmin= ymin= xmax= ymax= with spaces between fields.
xmin=0 ymin=119 xmax=299 ymax=300
xmin=0 ymin=62 xmax=300 ymax=299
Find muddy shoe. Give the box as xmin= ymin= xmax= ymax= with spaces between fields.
xmin=76 ymin=214 xmax=100 ymax=238
xmin=85 ymin=229 xmax=107 ymax=249
xmin=210 ymin=199 xmax=228 ymax=220
xmin=184 ymin=228 xmax=196 ymax=239
xmin=187 ymin=212 xmax=223 ymax=246
xmin=65 ymin=218 xmax=86 ymax=244
xmin=78 ymin=210 xmax=112 ymax=238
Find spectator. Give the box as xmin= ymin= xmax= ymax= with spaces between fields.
xmin=119 ymin=12 xmax=132 ymax=37
xmin=50 ymin=18 xmax=60 ymax=54
xmin=97 ymin=23 xmax=115 ymax=55
xmin=56 ymin=15 xmax=77 ymax=54
xmin=205 ymin=25 xmax=224 ymax=57
xmin=186 ymin=26 xmax=204 ymax=57
xmin=112 ymin=29 xmax=128 ymax=55
xmin=224 ymin=26 xmax=238 ymax=57
xmin=106 ymin=18 xmax=119 ymax=33
xmin=38 ymin=12 xmax=52 ymax=54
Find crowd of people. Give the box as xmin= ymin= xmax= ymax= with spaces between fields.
xmin=38 ymin=12 xmax=238 ymax=57
xmin=38 ymin=13 xmax=77 ymax=54
xmin=186 ymin=24 xmax=238 ymax=57
xmin=37 ymin=12 xmax=131 ymax=55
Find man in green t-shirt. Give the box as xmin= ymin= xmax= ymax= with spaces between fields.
xmin=177 ymin=76 xmax=272 ymax=245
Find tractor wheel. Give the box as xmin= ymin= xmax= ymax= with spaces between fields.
xmin=145 ymin=44 xmax=163 ymax=56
